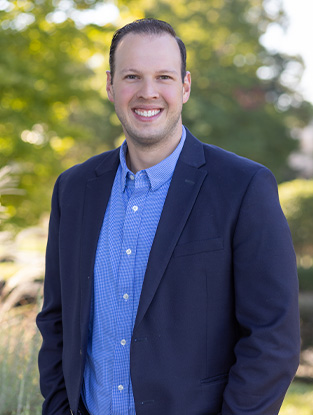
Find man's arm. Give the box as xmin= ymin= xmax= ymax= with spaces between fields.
xmin=222 ymin=167 xmax=300 ymax=414
xmin=37 ymin=176 xmax=71 ymax=415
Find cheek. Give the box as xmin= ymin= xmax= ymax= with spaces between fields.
xmin=118 ymin=86 xmax=137 ymax=102
xmin=113 ymin=86 xmax=136 ymax=108
xmin=161 ymin=86 xmax=183 ymax=106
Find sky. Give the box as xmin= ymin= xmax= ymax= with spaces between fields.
xmin=261 ymin=0 xmax=313 ymax=104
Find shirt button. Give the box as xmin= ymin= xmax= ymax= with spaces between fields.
xmin=123 ymin=293 xmax=129 ymax=300
xmin=129 ymin=174 xmax=135 ymax=180
xmin=132 ymin=205 xmax=138 ymax=212
xmin=121 ymin=339 xmax=126 ymax=346
xmin=118 ymin=384 xmax=124 ymax=391
xmin=126 ymin=248 xmax=132 ymax=255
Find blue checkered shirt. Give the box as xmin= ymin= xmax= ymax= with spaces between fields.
xmin=82 ymin=128 xmax=186 ymax=414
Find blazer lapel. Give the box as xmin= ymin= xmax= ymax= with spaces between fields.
xmin=134 ymin=132 xmax=208 ymax=329
xmin=79 ymin=150 xmax=120 ymax=340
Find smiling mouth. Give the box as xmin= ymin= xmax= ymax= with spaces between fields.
xmin=134 ymin=109 xmax=161 ymax=118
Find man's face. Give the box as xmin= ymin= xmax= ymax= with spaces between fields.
xmin=106 ymin=33 xmax=191 ymax=149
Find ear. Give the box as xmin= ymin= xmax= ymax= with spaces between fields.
xmin=182 ymin=71 xmax=191 ymax=104
xmin=106 ymin=71 xmax=114 ymax=103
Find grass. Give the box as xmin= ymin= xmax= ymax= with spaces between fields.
xmin=0 ymin=306 xmax=43 ymax=415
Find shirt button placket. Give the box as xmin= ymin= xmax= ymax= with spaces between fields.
xmin=113 ymin=179 xmax=145 ymax=413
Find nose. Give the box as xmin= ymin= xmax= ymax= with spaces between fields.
xmin=137 ymin=78 xmax=159 ymax=100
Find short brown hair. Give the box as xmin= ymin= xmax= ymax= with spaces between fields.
xmin=109 ymin=18 xmax=187 ymax=83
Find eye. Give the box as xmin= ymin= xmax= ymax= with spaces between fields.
xmin=125 ymin=74 xmax=138 ymax=80
xmin=159 ymin=75 xmax=171 ymax=80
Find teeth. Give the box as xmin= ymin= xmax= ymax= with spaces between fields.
xmin=135 ymin=109 xmax=160 ymax=117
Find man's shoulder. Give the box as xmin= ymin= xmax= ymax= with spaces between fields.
xmin=183 ymin=129 xmax=277 ymax=198
xmin=58 ymin=147 xmax=120 ymax=185
xmin=203 ymin=142 xmax=277 ymax=192
xmin=204 ymin=142 xmax=265 ymax=173
xmin=185 ymin=128 xmax=269 ymax=177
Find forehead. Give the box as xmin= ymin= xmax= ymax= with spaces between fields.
xmin=114 ymin=33 xmax=181 ymax=72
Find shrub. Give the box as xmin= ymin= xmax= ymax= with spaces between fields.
xmin=278 ymin=179 xmax=313 ymax=257
xmin=298 ymin=266 xmax=313 ymax=292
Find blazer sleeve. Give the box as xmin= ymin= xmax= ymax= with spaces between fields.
xmin=222 ymin=167 xmax=300 ymax=414
xmin=36 ymin=176 xmax=71 ymax=415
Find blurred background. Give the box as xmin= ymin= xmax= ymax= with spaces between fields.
xmin=0 ymin=0 xmax=313 ymax=413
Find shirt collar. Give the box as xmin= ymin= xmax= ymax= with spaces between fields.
xmin=119 ymin=126 xmax=186 ymax=192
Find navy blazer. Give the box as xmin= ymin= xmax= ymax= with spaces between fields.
xmin=37 ymin=129 xmax=300 ymax=415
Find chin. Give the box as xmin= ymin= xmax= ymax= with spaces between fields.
xmin=126 ymin=127 xmax=165 ymax=144
xmin=132 ymin=134 xmax=164 ymax=147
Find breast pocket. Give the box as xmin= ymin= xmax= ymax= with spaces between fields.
xmin=173 ymin=237 xmax=224 ymax=257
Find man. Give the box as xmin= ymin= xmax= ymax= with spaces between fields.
xmin=37 ymin=18 xmax=300 ymax=415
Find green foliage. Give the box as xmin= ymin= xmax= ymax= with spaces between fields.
xmin=279 ymin=179 xmax=313 ymax=256
xmin=0 ymin=166 xmax=24 ymax=224
xmin=298 ymin=267 xmax=313 ymax=292
xmin=0 ymin=0 xmax=120 ymax=228
xmin=0 ymin=0 xmax=312 ymax=229
xmin=280 ymin=382 xmax=313 ymax=415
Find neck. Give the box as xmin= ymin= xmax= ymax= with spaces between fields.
xmin=125 ymin=128 xmax=183 ymax=173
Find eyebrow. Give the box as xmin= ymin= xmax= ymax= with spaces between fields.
xmin=156 ymin=70 xmax=178 ymax=75
xmin=120 ymin=69 xmax=179 ymax=75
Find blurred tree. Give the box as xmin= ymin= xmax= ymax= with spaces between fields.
xmin=0 ymin=0 xmax=312 ymax=228
xmin=0 ymin=0 xmax=120 ymax=228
